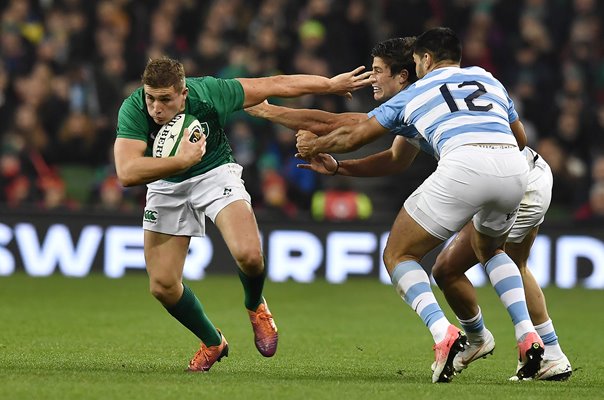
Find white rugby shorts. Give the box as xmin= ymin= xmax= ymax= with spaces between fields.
xmin=404 ymin=145 xmax=528 ymax=240
xmin=143 ymin=163 xmax=251 ymax=237
xmin=506 ymin=152 xmax=552 ymax=243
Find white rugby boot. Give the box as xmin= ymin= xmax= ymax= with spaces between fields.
xmin=452 ymin=328 xmax=495 ymax=373
xmin=510 ymin=353 xmax=572 ymax=381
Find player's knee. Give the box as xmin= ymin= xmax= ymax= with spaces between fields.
xmin=149 ymin=278 xmax=180 ymax=304
xmin=235 ymin=249 xmax=264 ymax=275
xmin=382 ymin=246 xmax=414 ymax=273
xmin=382 ymin=247 xmax=398 ymax=273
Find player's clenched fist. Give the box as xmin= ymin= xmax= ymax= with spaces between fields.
xmin=295 ymin=130 xmax=319 ymax=158
xmin=177 ymin=128 xmax=207 ymax=168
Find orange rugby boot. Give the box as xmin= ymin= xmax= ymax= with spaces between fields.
xmin=187 ymin=330 xmax=229 ymax=372
xmin=248 ymin=298 xmax=278 ymax=357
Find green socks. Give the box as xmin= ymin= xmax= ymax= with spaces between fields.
xmin=165 ymin=284 xmax=221 ymax=346
xmin=238 ymin=269 xmax=266 ymax=311
xmin=164 ymin=268 xmax=265 ymax=347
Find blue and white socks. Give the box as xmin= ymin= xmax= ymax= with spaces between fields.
xmin=485 ymin=253 xmax=536 ymax=341
xmin=535 ymin=319 xmax=564 ymax=360
xmin=391 ymin=254 xmax=552 ymax=350
xmin=391 ymin=260 xmax=450 ymax=343
xmin=458 ymin=307 xmax=488 ymax=344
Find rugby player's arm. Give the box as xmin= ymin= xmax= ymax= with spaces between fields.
xmin=510 ymin=119 xmax=527 ymax=150
xmin=114 ymin=137 xmax=196 ymax=186
xmin=299 ymin=116 xmax=389 ymax=157
xmin=336 ymin=136 xmax=420 ymax=176
xmin=237 ymin=66 xmax=372 ymax=108
xmin=245 ymin=101 xmax=367 ymax=136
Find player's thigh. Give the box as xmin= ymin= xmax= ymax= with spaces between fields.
xmin=214 ymin=199 xmax=263 ymax=266
xmin=384 ymin=206 xmax=443 ymax=269
xmin=144 ymin=229 xmax=190 ymax=284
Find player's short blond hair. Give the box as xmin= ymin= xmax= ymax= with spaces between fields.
xmin=142 ymin=57 xmax=185 ymax=91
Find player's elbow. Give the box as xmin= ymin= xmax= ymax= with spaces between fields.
xmin=511 ymin=120 xmax=527 ymax=150
xmin=116 ymin=168 xmax=137 ymax=187
xmin=117 ymin=175 xmax=136 ymax=188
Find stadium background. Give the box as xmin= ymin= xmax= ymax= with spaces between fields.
xmin=0 ymin=0 xmax=603 ymax=290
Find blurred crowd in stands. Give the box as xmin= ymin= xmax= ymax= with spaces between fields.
xmin=1 ymin=0 xmax=604 ymax=223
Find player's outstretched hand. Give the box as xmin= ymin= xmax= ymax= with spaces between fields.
xmin=329 ymin=66 xmax=373 ymax=99
xmin=296 ymin=129 xmax=319 ymax=158
xmin=176 ymin=128 xmax=206 ymax=169
xmin=295 ymin=153 xmax=338 ymax=175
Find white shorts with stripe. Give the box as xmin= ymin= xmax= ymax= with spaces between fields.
xmin=506 ymin=149 xmax=552 ymax=243
xmin=404 ymin=145 xmax=529 ymax=241
xmin=143 ymin=163 xmax=251 ymax=237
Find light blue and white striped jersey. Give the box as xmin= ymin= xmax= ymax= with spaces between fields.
xmin=371 ymin=66 xmax=518 ymax=158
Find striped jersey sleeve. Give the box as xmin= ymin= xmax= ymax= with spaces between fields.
xmin=368 ymin=109 xmax=437 ymax=159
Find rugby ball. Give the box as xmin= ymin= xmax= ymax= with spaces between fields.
xmin=152 ymin=113 xmax=203 ymax=158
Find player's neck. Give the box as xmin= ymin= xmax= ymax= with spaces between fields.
xmin=431 ymin=61 xmax=460 ymax=72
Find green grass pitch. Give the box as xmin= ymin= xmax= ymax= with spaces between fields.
xmin=0 ymin=274 xmax=602 ymax=399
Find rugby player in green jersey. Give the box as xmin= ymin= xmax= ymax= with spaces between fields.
xmin=114 ymin=57 xmax=371 ymax=372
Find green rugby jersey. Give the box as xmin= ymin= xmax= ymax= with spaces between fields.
xmin=116 ymin=76 xmax=244 ymax=183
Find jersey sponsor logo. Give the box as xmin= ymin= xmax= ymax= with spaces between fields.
xmin=223 ymin=188 xmax=232 ymax=196
xmin=143 ymin=209 xmax=158 ymax=223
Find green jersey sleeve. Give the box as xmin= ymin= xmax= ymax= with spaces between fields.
xmin=186 ymin=77 xmax=244 ymax=127
xmin=116 ymin=88 xmax=150 ymax=142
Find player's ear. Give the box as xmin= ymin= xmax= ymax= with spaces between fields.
xmin=424 ymin=52 xmax=433 ymax=68
xmin=182 ymin=86 xmax=189 ymax=99
xmin=399 ymin=69 xmax=409 ymax=84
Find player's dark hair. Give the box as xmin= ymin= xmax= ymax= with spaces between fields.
xmin=371 ymin=37 xmax=418 ymax=83
xmin=413 ymin=27 xmax=462 ymax=64
xmin=142 ymin=57 xmax=185 ymax=91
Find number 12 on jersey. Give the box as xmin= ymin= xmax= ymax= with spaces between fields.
xmin=439 ymin=80 xmax=493 ymax=113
